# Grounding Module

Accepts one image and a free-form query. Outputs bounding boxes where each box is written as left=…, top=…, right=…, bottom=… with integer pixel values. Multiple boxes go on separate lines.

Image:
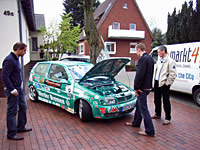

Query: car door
left=45, top=64, right=72, bottom=110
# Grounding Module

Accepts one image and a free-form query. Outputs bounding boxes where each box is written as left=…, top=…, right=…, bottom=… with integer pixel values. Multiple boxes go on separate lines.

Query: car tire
left=29, top=85, right=38, bottom=102
left=79, top=100, right=92, bottom=122
left=193, top=89, right=200, bottom=107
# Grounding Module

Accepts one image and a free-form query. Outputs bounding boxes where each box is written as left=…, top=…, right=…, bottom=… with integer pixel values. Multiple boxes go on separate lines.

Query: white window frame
left=112, top=22, right=120, bottom=30
left=130, top=43, right=137, bottom=53
left=79, top=43, right=84, bottom=54
left=105, top=41, right=116, bottom=54
left=123, top=3, right=128, bottom=9
left=130, top=23, right=136, bottom=30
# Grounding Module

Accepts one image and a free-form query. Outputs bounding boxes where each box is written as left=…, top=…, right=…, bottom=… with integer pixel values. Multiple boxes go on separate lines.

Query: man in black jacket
left=2, top=42, right=32, bottom=140
left=126, top=43, right=155, bottom=136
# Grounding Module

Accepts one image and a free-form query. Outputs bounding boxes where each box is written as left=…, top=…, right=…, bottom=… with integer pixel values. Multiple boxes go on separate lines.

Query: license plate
left=122, top=103, right=135, bottom=112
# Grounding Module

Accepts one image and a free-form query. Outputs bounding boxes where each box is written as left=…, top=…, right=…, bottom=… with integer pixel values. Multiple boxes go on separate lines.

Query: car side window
left=48, top=64, right=68, bottom=81
left=34, top=63, right=49, bottom=77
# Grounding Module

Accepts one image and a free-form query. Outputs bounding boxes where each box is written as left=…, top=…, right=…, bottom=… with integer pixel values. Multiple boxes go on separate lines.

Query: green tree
left=39, top=20, right=59, bottom=60
left=167, top=8, right=182, bottom=44
left=151, top=27, right=166, bottom=48
left=63, top=0, right=100, bottom=28
left=187, top=0, right=194, bottom=42
left=83, top=0, right=100, bottom=64
left=166, top=0, right=200, bottom=44
left=166, top=10, right=174, bottom=44
left=58, top=14, right=81, bottom=57
left=193, top=0, right=200, bottom=41
left=179, top=2, right=189, bottom=43
left=40, top=15, right=81, bottom=60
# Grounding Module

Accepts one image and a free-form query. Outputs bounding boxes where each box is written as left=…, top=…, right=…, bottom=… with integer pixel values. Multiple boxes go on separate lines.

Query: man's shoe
left=163, top=120, right=170, bottom=125
left=151, top=115, right=161, bottom=119
left=125, top=122, right=140, bottom=128
left=7, top=135, right=24, bottom=140
left=138, top=131, right=154, bottom=137
left=17, top=128, right=32, bottom=133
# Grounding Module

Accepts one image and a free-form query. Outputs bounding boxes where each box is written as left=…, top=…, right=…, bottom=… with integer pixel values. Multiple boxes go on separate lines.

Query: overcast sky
left=34, top=0, right=194, bottom=33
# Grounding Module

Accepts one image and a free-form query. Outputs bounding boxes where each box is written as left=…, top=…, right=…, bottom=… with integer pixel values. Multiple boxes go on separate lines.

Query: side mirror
left=60, top=79, right=71, bottom=85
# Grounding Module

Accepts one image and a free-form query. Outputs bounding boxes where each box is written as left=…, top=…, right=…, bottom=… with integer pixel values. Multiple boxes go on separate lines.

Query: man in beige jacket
left=152, top=45, right=177, bottom=125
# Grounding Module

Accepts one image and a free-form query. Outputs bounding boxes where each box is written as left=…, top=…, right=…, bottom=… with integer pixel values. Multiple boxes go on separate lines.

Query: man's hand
left=135, top=89, right=143, bottom=96
left=12, top=90, right=18, bottom=96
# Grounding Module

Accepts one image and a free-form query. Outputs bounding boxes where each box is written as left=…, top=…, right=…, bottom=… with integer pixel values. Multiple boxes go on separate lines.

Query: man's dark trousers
left=6, top=87, right=27, bottom=137
left=154, top=80, right=171, bottom=120
left=132, top=91, right=155, bottom=136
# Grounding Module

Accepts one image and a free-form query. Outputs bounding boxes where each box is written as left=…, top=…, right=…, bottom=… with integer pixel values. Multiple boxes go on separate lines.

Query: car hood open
left=79, top=58, right=130, bottom=83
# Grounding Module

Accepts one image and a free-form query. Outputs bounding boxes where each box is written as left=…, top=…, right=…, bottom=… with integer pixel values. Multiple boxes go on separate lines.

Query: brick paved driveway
left=0, top=92, right=200, bottom=150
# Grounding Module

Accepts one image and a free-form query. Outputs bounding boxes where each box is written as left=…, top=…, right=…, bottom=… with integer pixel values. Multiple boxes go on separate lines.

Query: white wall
left=21, top=11, right=30, bottom=65
left=0, top=0, right=31, bottom=68
left=0, top=0, right=19, bottom=68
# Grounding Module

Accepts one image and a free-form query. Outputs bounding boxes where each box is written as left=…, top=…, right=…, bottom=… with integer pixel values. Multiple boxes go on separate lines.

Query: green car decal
left=28, top=58, right=137, bottom=121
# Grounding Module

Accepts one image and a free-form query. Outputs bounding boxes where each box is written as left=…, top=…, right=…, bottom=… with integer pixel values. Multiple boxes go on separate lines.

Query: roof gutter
left=17, top=0, right=25, bottom=93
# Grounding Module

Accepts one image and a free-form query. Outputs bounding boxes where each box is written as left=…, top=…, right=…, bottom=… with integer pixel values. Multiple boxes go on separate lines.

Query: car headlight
left=105, top=97, right=116, bottom=105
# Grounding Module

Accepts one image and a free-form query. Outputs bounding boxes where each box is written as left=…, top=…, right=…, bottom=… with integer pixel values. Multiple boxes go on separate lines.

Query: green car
left=28, top=58, right=137, bottom=121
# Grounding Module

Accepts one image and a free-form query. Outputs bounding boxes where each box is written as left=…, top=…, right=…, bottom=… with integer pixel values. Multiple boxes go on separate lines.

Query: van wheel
left=29, top=85, right=38, bottom=102
left=79, top=100, right=92, bottom=122
left=193, top=89, right=200, bottom=107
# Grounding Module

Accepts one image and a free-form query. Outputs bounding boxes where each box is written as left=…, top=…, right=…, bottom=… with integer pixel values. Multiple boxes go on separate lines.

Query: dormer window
left=123, top=3, right=128, bottom=9
left=130, top=23, right=136, bottom=30
left=112, top=22, right=120, bottom=29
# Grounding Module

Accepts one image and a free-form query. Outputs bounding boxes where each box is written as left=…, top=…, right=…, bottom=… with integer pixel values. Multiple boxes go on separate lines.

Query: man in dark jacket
left=126, top=43, right=155, bottom=136
left=2, top=42, right=32, bottom=140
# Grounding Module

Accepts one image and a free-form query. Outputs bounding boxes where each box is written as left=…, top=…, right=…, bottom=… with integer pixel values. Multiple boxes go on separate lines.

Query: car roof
left=37, top=61, right=92, bottom=66
left=60, top=54, right=90, bottom=59
left=59, top=55, right=90, bottom=62
left=61, top=55, right=90, bottom=58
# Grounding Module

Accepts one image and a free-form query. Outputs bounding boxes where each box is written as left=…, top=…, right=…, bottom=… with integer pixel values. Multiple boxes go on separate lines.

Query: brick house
left=78, top=0, right=152, bottom=64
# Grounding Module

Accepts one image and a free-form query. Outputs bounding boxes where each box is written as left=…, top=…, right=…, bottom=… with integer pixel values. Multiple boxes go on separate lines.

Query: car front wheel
left=79, top=100, right=92, bottom=121
left=193, top=89, right=200, bottom=107
left=29, top=85, right=38, bottom=102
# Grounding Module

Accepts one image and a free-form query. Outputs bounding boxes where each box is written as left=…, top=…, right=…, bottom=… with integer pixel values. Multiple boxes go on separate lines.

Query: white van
left=150, top=42, right=200, bottom=106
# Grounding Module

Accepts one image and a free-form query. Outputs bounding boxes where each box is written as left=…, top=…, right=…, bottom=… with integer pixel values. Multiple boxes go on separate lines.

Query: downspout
left=17, top=0, right=25, bottom=93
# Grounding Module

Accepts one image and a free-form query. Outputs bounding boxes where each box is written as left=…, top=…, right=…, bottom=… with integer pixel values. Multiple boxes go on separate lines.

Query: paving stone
left=0, top=91, right=200, bottom=150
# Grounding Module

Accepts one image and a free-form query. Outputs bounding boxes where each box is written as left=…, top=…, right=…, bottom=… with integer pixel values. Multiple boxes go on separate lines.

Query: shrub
left=125, top=65, right=136, bottom=71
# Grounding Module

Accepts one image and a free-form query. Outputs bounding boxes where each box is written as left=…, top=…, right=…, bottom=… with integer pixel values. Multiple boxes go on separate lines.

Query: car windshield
left=68, top=64, right=93, bottom=80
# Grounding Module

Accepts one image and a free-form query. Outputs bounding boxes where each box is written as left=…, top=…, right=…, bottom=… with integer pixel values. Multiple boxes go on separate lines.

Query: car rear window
left=34, top=63, right=49, bottom=77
